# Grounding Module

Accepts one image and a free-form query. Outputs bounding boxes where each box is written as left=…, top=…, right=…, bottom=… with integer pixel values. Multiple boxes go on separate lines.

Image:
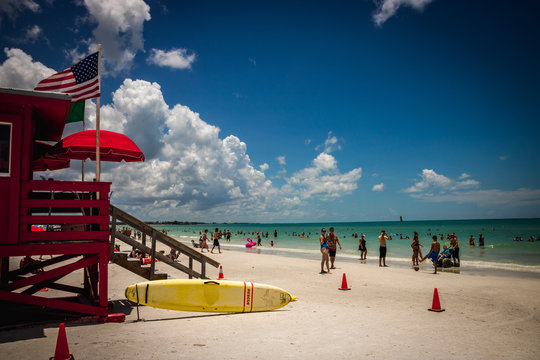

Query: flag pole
left=96, top=44, right=102, bottom=183
left=82, top=106, right=85, bottom=182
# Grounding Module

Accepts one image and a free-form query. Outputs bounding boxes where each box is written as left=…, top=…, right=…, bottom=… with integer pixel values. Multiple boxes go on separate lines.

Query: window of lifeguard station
left=0, top=122, right=11, bottom=176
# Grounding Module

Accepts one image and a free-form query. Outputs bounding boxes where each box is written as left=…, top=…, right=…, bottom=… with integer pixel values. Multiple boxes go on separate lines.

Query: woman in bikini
left=320, top=228, right=331, bottom=274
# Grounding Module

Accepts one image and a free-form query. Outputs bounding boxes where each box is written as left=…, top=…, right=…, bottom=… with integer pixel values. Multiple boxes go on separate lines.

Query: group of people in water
left=411, top=232, right=461, bottom=274
left=512, top=236, right=537, bottom=242
left=317, top=229, right=471, bottom=275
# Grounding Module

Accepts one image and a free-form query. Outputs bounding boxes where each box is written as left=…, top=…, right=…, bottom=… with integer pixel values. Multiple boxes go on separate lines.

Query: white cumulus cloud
left=2, top=49, right=364, bottom=222
left=403, top=169, right=453, bottom=193
left=0, top=0, right=39, bottom=24
left=316, top=131, right=342, bottom=153
left=22, top=24, right=44, bottom=43
left=373, top=0, right=434, bottom=27
left=372, top=183, right=385, bottom=192
left=0, top=48, right=55, bottom=89
left=286, top=153, right=362, bottom=200
left=148, top=48, right=196, bottom=70
left=400, top=168, right=540, bottom=209
left=81, top=0, right=151, bottom=73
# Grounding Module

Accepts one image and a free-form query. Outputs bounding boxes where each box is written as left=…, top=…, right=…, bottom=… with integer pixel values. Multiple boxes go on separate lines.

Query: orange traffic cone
left=51, top=323, right=74, bottom=360
left=217, top=265, right=224, bottom=280
left=428, top=288, right=445, bottom=312
left=338, top=273, right=351, bottom=290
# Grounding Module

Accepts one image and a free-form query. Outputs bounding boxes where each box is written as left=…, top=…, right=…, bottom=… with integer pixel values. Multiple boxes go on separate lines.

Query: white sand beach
left=1, top=247, right=540, bottom=359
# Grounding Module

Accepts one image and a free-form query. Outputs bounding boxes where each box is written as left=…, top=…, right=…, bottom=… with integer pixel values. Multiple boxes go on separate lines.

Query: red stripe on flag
left=34, top=79, right=77, bottom=91
left=38, top=68, right=72, bottom=80
left=35, top=76, right=75, bottom=88
left=71, top=87, right=100, bottom=102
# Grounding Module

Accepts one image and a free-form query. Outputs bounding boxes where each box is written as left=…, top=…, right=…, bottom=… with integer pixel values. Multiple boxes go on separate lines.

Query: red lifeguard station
left=0, top=88, right=111, bottom=319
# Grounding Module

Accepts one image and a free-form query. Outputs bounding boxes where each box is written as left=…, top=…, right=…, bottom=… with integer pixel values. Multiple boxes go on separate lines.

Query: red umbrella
left=45, top=130, right=145, bottom=162
left=33, top=157, right=71, bottom=171
left=32, top=141, right=71, bottom=171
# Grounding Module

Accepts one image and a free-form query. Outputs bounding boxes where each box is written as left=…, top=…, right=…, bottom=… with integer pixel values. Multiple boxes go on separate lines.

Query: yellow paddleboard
left=125, top=279, right=297, bottom=313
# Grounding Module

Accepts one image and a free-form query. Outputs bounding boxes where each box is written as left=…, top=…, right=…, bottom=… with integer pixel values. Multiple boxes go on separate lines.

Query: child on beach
left=421, top=235, right=441, bottom=274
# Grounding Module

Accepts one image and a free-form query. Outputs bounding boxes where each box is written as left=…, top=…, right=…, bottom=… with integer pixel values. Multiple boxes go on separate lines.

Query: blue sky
left=1, top=0, right=539, bottom=222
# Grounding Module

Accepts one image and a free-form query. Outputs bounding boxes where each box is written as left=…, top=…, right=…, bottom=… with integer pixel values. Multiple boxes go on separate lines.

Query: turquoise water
left=150, top=219, right=540, bottom=274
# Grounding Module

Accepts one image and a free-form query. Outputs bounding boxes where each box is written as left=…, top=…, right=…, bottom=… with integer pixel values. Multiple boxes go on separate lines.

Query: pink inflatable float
left=245, top=238, right=257, bottom=248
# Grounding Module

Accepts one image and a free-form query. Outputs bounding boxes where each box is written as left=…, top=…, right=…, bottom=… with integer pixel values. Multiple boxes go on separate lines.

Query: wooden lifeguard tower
left=0, top=87, right=220, bottom=323
left=0, top=88, right=112, bottom=319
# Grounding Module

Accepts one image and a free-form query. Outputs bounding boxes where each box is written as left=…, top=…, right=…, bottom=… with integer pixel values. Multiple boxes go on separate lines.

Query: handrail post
left=201, top=258, right=206, bottom=279
left=109, top=207, right=117, bottom=262
left=189, top=257, right=193, bottom=279
left=150, top=230, right=157, bottom=280
left=142, top=233, right=146, bottom=247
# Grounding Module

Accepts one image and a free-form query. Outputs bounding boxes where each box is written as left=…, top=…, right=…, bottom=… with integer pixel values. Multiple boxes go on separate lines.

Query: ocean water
left=149, top=218, right=540, bottom=275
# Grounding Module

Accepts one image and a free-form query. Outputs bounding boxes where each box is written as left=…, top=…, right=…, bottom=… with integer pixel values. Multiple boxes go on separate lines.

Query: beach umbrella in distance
left=45, top=130, right=145, bottom=163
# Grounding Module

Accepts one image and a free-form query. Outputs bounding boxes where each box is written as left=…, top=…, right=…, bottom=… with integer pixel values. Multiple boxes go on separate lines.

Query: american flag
left=34, top=52, right=100, bottom=102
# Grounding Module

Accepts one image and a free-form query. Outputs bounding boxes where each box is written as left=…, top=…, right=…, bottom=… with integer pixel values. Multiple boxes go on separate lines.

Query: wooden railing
left=109, top=205, right=220, bottom=280
left=19, top=180, right=111, bottom=243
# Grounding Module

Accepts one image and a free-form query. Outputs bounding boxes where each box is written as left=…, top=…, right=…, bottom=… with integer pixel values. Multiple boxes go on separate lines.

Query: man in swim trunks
left=479, top=233, right=485, bottom=247
left=319, top=228, right=331, bottom=274
left=450, top=233, right=459, bottom=265
left=421, top=235, right=441, bottom=274
left=211, top=227, right=222, bottom=254
left=378, top=230, right=390, bottom=267
left=326, top=227, right=342, bottom=269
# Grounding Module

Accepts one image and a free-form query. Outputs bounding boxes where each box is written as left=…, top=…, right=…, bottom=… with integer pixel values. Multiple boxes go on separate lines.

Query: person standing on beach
left=358, top=233, right=367, bottom=261
left=319, top=228, right=331, bottom=274
left=378, top=230, right=390, bottom=267
left=479, top=233, right=485, bottom=247
left=211, top=228, right=222, bottom=254
left=450, top=233, right=460, bottom=265
left=201, top=229, right=209, bottom=252
left=410, top=232, right=423, bottom=266
left=326, top=227, right=342, bottom=269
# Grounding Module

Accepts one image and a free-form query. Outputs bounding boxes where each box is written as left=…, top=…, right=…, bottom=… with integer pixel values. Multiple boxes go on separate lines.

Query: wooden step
left=112, top=252, right=168, bottom=280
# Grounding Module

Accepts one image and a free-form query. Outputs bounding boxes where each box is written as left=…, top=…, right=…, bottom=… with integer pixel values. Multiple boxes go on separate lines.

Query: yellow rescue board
left=125, top=279, right=297, bottom=313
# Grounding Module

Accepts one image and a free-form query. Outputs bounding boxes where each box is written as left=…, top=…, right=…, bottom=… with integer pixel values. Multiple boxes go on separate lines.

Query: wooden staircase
left=112, top=252, right=168, bottom=280
left=109, top=205, right=220, bottom=281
